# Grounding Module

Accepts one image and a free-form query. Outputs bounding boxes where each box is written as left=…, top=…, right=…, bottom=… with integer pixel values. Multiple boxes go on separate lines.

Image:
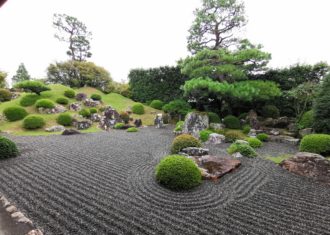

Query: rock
left=173, top=130, right=183, bottom=136
left=183, top=112, right=209, bottom=138
left=69, top=103, right=82, bottom=112
left=6, top=205, right=17, bottom=213
left=263, top=118, right=275, bottom=127
left=134, top=119, right=142, bottom=128
left=209, top=123, right=225, bottom=130
left=280, top=152, right=330, bottom=185
left=274, top=116, right=289, bottom=128
left=17, top=216, right=32, bottom=224
left=299, top=128, right=313, bottom=137
left=154, top=114, right=164, bottom=128
left=11, top=211, right=24, bottom=219
left=246, top=110, right=260, bottom=130
left=38, top=105, right=66, bottom=114
left=99, top=107, right=122, bottom=130
left=75, top=93, right=87, bottom=101
left=232, top=152, right=244, bottom=158
left=11, top=92, right=20, bottom=99
left=83, top=98, right=100, bottom=107
left=180, top=147, right=209, bottom=156
left=27, top=229, right=44, bottom=235
left=235, top=140, right=249, bottom=145
left=269, top=135, right=300, bottom=146
left=62, top=129, right=81, bottom=135
left=248, top=129, right=257, bottom=137
left=0, top=196, right=10, bottom=207
left=73, top=119, right=92, bottom=130
left=270, top=129, right=280, bottom=136
left=288, top=123, right=298, bottom=133
left=90, top=113, right=102, bottom=122
left=207, top=133, right=225, bottom=144
left=45, top=125, right=65, bottom=132
left=280, top=129, right=296, bottom=137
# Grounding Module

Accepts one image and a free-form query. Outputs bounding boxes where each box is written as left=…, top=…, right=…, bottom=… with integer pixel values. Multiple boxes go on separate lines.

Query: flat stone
left=45, top=125, right=65, bottom=132
left=0, top=196, right=10, bottom=207
left=6, top=205, right=17, bottom=213
left=11, top=211, right=24, bottom=219
left=206, top=133, right=225, bottom=145
left=232, top=152, right=244, bottom=158
left=62, top=129, right=81, bottom=135
left=209, top=123, right=225, bottom=130
left=27, top=229, right=44, bottom=235
left=180, top=147, right=209, bottom=156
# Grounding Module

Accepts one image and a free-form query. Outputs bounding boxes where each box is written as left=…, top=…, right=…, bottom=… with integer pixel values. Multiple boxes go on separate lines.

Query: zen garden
left=0, top=0, right=330, bottom=235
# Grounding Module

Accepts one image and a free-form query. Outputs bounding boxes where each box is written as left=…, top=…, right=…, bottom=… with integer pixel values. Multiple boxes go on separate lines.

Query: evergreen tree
left=12, top=63, right=31, bottom=84
left=313, top=74, right=330, bottom=133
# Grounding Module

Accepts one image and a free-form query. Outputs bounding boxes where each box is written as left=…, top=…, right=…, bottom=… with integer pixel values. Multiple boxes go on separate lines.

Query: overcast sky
left=1, top=0, right=330, bottom=84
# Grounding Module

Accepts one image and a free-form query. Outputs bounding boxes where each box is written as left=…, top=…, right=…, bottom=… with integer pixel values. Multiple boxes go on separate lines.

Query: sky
left=0, top=0, right=330, bottom=84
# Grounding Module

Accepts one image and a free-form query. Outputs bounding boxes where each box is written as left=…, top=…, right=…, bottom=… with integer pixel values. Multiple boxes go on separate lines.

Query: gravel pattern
left=0, top=127, right=329, bottom=235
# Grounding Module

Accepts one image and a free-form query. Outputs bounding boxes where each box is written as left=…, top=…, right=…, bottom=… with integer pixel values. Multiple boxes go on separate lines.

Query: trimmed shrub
left=299, top=134, right=330, bottom=155
left=89, top=108, right=98, bottom=114
left=120, top=111, right=130, bottom=124
left=246, top=137, right=263, bottom=148
left=127, top=127, right=138, bottom=132
left=208, top=112, right=221, bottom=123
left=155, top=155, right=201, bottom=190
left=262, top=105, right=280, bottom=118
left=171, top=134, right=202, bottom=154
left=114, top=123, right=125, bottom=129
left=36, top=99, right=55, bottom=109
left=14, top=80, right=49, bottom=95
left=200, top=129, right=213, bottom=142
left=20, top=94, right=40, bottom=107
left=56, top=97, right=69, bottom=105
left=79, top=109, right=91, bottom=118
left=298, top=110, right=314, bottom=130
left=64, top=89, right=75, bottom=98
left=150, top=100, right=164, bottom=110
left=91, top=94, right=102, bottom=101
left=257, top=133, right=269, bottom=142
left=23, top=115, right=45, bottom=129
left=223, top=115, right=240, bottom=129
left=224, top=130, right=246, bottom=143
left=0, top=89, right=11, bottom=102
left=57, top=113, right=73, bottom=126
left=242, top=125, right=251, bottom=135
left=3, top=106, right=28, bottom=121
left=132, top=103, right=145, bottom=115
left=227, top=143, right=257, bottom=158
left=0, top=136, right=19, bottom=159
left=76, top=93, right=87, bottom=101
left=174, top=121, right=184, bottom=132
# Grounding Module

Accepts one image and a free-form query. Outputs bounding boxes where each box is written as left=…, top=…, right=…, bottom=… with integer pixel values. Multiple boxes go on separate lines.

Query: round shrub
left=171, top=134, right=202, bottom=154
left=91, top=94, right=102, bottom=101
left=120, top=111, right=130, bottom=124
left=64, top=89, right=75, bottom=98
left=199, top=129, right=213, bottom=142
left=257, top=133, right=269, bottom=142
left=224, top=130, right=246, bottom=143
left=227, top=143, right=257, bottom=158
left=0, top=136, right=19, bottom=159
left=262, top=105, right=280, bottom=118
left=223, top=115, right=240, bottom=129
left=20, top=94, right=40, bottom=107
left=155, top=155, right=202, bottom=190
left=299, top=134, right=330, bottom=155
left=208, top=112, right=221, bottom=123
left=56, top=97, right=69, bottom=105
left=79, top=108, right=91, bottom=118
left=242, top=125, right=251, bottom=135
left=114, top=122, right=125, bottom=129
left=127, top=127, right=138, bottom=132
left=23, top=115, right=45, bottom=129
left=174, top=121, right=184, bottom=132
left=3, top=106, right=28, bottom=121
left=57, top=113, right=73, bottom=126
left=150, top=100, right=164, bottom=110
left=132, top=103, right=145, bottom=115
left=36, top=99, right=55, bottom=109
left=246, top=137, right=263, bottom=148
left=298, top=110, right=314, bottom=130
left=75, top=93, right=87, bottom=101
left=89, top=108, right=98, bottom=114
left=0, top=89, right=11, bottom=102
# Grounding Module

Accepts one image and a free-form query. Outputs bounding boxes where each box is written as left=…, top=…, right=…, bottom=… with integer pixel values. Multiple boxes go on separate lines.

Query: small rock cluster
left=69, top=103, right=82, bottom=112
left=99, top=107, right=122, bottom=131
left=83, top=98, right=100, bottom=107
left=38, top=105, right=66, bottom=114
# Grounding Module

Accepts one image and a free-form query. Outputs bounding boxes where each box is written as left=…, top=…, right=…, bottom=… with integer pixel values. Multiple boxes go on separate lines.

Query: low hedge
left=199, top=129, right=213, bottom=142
left=246, top=137, right=263, bottom=148
left=91, top=94, right=102, bottom=101
left=223, top=115, right=240, bottom=129
left=208, top=112, right=221, bottom=123
left=257, top=133, right=269, bottom=142
left=23, top=115, right=45, bottom=129
left=227, top=143, right=257, bottom=158
left=114, top=123, right=125, bottom=129
left=132, top=103, right=145, bottom=115
left=3, top=106, right=28, bottom=121
left=56, top=97, right=69, bottom=105
left=57, top=113, right=73, bottom=126
left=0, top=89, right=11, bottom=102
left=127, top=127, right=138, bottom=132
left=36, top=99, right=55, bottom=109
left=224, top=130, right=246, bottom=143
left=79, top=109, right=91, bottom=118
left=20, top=94, right=40, bottom=107
left=64, top=89, right=75, bottom=98
left=242, top=125, right=251, bottom=135
left=150, top=100, right=164, bottom=110
left=0, top=136, right=19, bottom=159
left=299, top=134, right=330, bottom=155
left=171, top=134, right=201, bottom=154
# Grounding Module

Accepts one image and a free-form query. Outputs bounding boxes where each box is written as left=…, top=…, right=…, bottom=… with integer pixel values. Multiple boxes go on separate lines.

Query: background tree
left=0, top=71, right=7, bottom=88
left=187, top=0, right=246, bottom=53
left=12, top=63, right=31, bottom=84
left=53, top=13, right=92, bottom=61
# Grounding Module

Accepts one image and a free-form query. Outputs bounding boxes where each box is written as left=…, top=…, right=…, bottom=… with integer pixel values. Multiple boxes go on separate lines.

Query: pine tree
left=12, top=63, right=31, bottom=84
left=313, top=74, right=330, bottom=133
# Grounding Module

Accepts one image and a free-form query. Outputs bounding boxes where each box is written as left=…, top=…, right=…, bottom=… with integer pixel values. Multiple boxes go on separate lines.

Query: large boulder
left=280, top=152, right=330, bottom=185
left=99, top=107, right=122, bottom=131
left=183, top=112, right=209, bottom=138
left=90, top=113, right=102, bottom=122
left=207, top=133, right=225, bottom=145
left=72, top=117, right=93, bottom=130
left=246, top=110, right=260, bottom=130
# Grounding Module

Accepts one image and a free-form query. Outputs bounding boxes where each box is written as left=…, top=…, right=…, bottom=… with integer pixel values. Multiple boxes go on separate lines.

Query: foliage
left=150, top=100, right=164, bottom=110
left=261, top=105, right=280, bottom=118
left=114, top=123, right=125, bottom=129
left=20, top=94, right=40, bottom=107
left=265, top=154, right=292, bottom=164
left=171, top=134, right=202, bottom=154
left=11, top=63, right=31, bottom=84
left=187, top=0, right=246, bottom=53
left=174, top=121, right=185, bottom=132
left=223, top=115, right=240, bottom=129
left=119, top=111, right=130, bottom=124
left=53, top=13, right=92, bottom=61
left=15, top=80, right=50, bottom=95
left=0, top=89, right=11, bottom=102
left=162, top=99, right=191, bottom=120
left=0, top=71, right=7, bottom=88
left=242, top=125, right=251, bottom=134
left=155, top=155, right=201, bottom=190
left=104, top=81, right=131, bottom=98
left=0, top=136, right=19, bottom=159
left=36, top=99, right=55, bottom=109
left=3, top=106, right=28, bottom=121
left=57, top=113, right=73, bottom=126
left=200, top=129, right=213, bottom=142
left=56, top=97, right=69, bottom=105
left=64, top=89, right=75, bottom=98
left=299, top=134, right=330, bottom=155
left=224, top=130, right=245, bottom=142
left=246, top=137, right=263, bottom=148
left=89, top=108, right=98, bottom=114
left=128, top=66, right=187, bottom=103
left=132, top=103, right=145, bottom=115
left=227, top=143, right=257, bottom=158
left=298, top=110, right=314, bottom=130
left=127, top=127, right=138, bottom=132
left=313, top=74, right=330, bottom=134
left=91, top=94, right=102, bottom=101
left=23, top=115, right=46, bottom=129
left=79, top=108, right=91, bottom=118
left=208, top=112, right=221, bottom=123
left=256, top=133, right=269, bottom=142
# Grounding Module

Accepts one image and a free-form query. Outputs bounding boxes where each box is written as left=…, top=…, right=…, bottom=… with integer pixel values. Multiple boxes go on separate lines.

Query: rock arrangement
left=206, top=133, right=225, bottom=144
left=69, top=103, right=82, bottom=112
left=38, top=105, right=66, bottom=114
left=99, top=107, right=122, bottom=131
left=83, top=98, right=100, bottom=107
left=183, top=112, right=209, bottom=138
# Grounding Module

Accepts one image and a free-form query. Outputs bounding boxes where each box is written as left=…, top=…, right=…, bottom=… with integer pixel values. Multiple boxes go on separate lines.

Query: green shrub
left=23, top=115, right=45, bottom=129
left=155, top=155, right=202, bottom=190
left=242, top=125, right=251, bottom=134
left=227, top=143, right=257, bottom=158
left=120, top=111, right=130, bottom=124
left=0, top=136, right=19, bottom=159
left=89, top=108, right=98, bottom=114
left=91, top=94, right=102, bottom=101
left=14, top=80, right=49, bottom=95
left=174, top=121, right=184, bottom=131
left=64, top=89, right=75, bottom=98
left=246, top=137, right=263, bottom=148
left=313, top=74, right=330, bottom=133
left=20, top=94, right=40, bottom=107
left=199, top=129, right=213, bottom=142
left=162, top=99, right=191, bottom=118
left=257, top=133, right=269, bottom=142
left=171, top=134, right=202, bottom=154
left=3, top=106, right=28, bottom=121
left=79, top=109, right=91, bottom=118
left=298, top=110, right=314, bottom=130
left=114, top=123, right=125, bottom=129
left=238, top=113, right=248, bottom=120
left=262, top=105, right=280, bottom=118
left=299, top=134, right=330, bottom=155
left=150, top=100, right=164, bottom=110
left=0, top=89, right=11, bottom=102
left=223, top=115, right=240, bottom=129
left=127, top=127, right=138, bottom=132
left=36, top=99, right=55, bottom=109
left=57, top=113, right=73, bottom=126
left=224, top=130, right=246, bottom=143
left=56, top=97, right=69, bottom=105
left=208, top=112, right=221, bottom=123
left=132, top=103, right=145, bottom=114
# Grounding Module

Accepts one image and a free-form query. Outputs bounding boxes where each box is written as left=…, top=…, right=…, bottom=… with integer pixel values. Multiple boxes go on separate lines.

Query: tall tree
left=12, top=63, right=31, bottom=84
left=53, top=13, right=92, bottom=61
left=187, top=0, right=246, bottom=54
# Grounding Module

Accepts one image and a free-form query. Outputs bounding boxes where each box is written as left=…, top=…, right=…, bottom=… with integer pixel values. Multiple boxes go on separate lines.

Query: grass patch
left=265, top=154, right=292, bottom=164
